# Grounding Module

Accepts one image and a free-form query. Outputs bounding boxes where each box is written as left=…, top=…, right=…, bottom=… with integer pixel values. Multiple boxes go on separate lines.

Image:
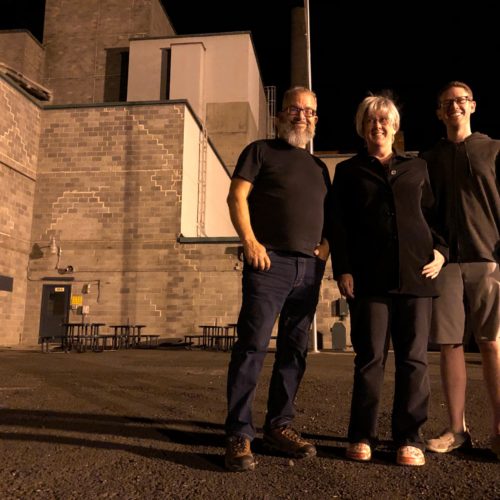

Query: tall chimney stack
left=290, top=6, right=308, bottom=88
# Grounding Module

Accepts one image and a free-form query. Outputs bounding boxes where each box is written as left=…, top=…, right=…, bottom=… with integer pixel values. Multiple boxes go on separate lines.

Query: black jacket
left=329, top=152, right=448, bottom=297
left=421, top=132, right=500, bottom=263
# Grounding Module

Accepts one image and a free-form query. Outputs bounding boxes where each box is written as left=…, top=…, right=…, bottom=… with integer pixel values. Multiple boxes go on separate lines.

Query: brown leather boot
left=263, top=425, right=316, bottom=458
left=224, top=435, right=256, bottom=472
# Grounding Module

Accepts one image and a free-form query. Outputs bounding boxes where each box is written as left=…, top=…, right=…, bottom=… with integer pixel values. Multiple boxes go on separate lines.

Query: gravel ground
left=0, top=347, right=498, bottom=499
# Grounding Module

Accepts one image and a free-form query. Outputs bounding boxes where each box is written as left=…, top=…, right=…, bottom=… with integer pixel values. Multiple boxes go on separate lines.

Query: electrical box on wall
left=82, top=283, right=91, bottom=294
left=71, top=295, right=83, bottom=307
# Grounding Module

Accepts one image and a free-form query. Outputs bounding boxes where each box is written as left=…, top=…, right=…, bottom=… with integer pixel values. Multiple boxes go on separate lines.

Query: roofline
left=129, top=30, right=252, bottom=42
left=0, top=29, right=44, bottom=48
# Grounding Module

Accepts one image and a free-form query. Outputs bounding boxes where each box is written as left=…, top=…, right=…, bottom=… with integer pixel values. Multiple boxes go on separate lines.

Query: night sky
left=3, top=1, right=498, bottom=153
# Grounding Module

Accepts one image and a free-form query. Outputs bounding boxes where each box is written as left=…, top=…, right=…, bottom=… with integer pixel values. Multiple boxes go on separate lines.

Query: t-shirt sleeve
left=232, top=142, right=263, bottom=183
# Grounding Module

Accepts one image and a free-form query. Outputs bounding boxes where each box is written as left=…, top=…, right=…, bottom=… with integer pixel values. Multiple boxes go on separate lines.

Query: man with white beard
left=224, top=87, right=331, bottom=472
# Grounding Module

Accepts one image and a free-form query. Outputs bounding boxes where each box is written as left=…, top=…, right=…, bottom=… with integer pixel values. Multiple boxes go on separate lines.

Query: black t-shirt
left=233, top=139, right=330, bottom=256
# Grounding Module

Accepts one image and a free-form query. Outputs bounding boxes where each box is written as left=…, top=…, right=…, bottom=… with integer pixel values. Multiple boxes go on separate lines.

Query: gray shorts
left=431, top=262, right=500, bottom=344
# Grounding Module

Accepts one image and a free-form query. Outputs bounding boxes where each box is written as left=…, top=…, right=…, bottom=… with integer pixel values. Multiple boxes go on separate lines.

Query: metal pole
left=305, top=0, right=313, bottom=98
left=304, top=0, right=319, bottom=353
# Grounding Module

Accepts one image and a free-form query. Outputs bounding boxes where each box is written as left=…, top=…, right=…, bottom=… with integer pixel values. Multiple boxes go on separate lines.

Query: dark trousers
left=225, top=251, right=325, bottom=440
left=348, top=295, right=431, bottom=449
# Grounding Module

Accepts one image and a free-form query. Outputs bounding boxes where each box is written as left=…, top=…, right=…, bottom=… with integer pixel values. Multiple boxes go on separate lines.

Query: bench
left=183, top=333, right=278, bottom=351
left=184, top=334, right=205, bottom=349
left=40, top=335, right=69, bottom=353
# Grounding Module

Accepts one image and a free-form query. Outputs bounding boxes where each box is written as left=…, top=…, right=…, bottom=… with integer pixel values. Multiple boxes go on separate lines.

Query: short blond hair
left=355, top=94, right=400, bottom=138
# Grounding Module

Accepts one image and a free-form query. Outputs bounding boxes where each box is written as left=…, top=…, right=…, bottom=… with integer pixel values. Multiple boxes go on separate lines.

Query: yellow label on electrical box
left=71, top=295, right=83, bottom=306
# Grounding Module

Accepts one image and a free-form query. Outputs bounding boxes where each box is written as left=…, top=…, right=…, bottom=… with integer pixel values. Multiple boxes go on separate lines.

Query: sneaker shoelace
left=281, top=427, right=304, bottom=443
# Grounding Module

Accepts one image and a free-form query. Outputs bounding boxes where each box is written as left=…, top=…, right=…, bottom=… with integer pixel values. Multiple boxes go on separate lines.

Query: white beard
left=277, top=120, right=315, bottom=148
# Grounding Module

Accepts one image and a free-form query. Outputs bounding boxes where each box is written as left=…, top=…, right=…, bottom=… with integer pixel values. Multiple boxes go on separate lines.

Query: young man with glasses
left=422, top=81, right=500, bottom=460
left=224, top=87, right=330, bottom=472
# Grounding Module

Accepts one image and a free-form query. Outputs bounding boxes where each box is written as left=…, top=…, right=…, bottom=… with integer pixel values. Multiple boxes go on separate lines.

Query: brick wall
left=0, top=31, right=45, bottom=83
left=0, top=77, right=41, bottom=344
left=43, top=0, right=175, bottom=104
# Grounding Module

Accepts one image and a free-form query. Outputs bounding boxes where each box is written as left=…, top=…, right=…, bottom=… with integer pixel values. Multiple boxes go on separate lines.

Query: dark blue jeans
left=225, top=250, right=326, bottom=440
left=347, top=295, right=432, bottom=449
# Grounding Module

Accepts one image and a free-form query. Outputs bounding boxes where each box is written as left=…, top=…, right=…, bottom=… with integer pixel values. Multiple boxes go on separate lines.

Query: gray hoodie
left=422, top=132, right=500, bottom=263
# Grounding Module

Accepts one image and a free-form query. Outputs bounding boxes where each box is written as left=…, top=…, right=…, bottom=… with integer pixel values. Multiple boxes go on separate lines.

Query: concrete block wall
left=22, top=101, right=246, bottom=342
left=25, top=102, right=182, bottom=340
left=0, top=77, right=41, bottom=344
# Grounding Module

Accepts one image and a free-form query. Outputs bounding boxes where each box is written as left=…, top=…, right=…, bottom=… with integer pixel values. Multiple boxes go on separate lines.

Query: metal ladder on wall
left=265, top=85, right=276, bottom=139
left=197, top=125, right=208, bottom=237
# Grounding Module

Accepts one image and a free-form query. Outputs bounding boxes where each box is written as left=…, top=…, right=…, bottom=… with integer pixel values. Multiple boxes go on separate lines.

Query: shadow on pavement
left=0, top=431, right=225, bottom=471
left=449, top=446, right=498, bottom=463
left=0, top=409, right=231, bottom=471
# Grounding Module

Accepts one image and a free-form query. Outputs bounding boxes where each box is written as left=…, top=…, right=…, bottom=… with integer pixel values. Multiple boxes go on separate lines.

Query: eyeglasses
left=365, top=117, right=390, bottom=126
left=439, top=96, right=472, bottom=108
left=284, top=106, right=317, bottom=118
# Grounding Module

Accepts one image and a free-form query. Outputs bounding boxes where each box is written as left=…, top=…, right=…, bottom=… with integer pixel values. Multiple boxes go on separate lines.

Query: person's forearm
left=227, top=185, right=270, bottom=270
left=227, top=193, right=257, bottom=244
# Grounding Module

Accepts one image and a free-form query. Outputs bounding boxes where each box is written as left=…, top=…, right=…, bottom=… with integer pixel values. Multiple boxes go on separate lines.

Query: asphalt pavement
left=0, top=347, right=498, bottom=499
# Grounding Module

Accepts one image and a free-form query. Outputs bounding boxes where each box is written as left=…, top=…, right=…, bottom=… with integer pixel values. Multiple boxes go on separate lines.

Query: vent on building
left=0, top=275, right=13, bottom=292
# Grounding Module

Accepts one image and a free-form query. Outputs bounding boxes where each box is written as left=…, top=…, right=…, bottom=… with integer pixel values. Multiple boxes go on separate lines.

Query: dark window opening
left=104, top=48, right=129, bottom=102
left=160, top=48, right=171, bottom=100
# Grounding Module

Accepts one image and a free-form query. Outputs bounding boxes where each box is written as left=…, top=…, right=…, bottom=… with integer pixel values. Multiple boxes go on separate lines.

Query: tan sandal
left=346, top=442, right=372, bottom=461
left=397, top=445, right=425, bottom=466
